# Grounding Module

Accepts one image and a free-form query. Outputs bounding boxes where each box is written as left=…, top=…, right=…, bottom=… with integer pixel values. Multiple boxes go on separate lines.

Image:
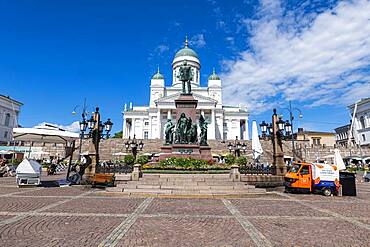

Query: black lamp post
left=68, top=105, right=113, bottom=181
left=259, top=121, right=268, bottom=139
left=259, top=109, right=293, bottom=175
left=125, top=135, right=144, bottom=160
left=228, top=136, right=247, bottom=157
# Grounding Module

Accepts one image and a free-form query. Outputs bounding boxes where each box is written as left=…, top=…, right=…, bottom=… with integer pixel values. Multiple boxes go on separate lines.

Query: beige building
left=295, top=128, right=336, bottom=147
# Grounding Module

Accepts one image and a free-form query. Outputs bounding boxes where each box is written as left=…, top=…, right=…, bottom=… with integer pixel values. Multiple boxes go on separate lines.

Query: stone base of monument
left=159, top=144, right=213, bottom=161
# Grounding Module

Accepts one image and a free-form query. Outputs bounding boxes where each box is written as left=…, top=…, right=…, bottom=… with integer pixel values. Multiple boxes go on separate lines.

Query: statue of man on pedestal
left=177, top=60, right=193, bottom=95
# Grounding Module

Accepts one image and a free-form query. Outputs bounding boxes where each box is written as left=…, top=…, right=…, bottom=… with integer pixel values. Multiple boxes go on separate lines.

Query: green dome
left=208, top=68, right=220, bottom=80
left=152, top=67, right=164, bottom=80
left=175, top=47, right=199, bottom=59
left=174, top=36, right=199, bottom=59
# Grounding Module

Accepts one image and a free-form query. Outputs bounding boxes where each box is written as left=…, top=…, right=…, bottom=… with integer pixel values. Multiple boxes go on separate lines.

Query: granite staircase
left=106, top=174, right=267, bottom=196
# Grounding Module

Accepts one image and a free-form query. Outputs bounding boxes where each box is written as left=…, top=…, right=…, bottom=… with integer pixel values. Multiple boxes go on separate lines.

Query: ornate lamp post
left=228, top=137, right=247, bottom=157
left=79, top=107, right=113, bottom=179
left=125, top=135, right=144, bottom=160
left=259, top=121, right=268, bottom=139
left=259, top=109, right=293, bottom=175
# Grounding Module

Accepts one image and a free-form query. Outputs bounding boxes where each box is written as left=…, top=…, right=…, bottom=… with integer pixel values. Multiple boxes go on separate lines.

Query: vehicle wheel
left=322, top=187, right=332, bottom=196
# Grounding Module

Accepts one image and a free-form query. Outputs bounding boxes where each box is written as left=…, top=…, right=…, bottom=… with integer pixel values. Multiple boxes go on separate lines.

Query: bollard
left=229, top=165, right=241, bottom=182
left=131, top=164, right=141, bottom=181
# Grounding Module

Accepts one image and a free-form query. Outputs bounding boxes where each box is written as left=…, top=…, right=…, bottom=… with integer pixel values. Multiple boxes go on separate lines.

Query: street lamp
left=260, top=121, right=268, bottom=139
left=125, top=135, right=144, bottom=160
left=281, top=101, right=303, bottom=161
left=227, top=137, right=247, bottom=157
left=284, top=120, right=292, bottom=136
left=277, top=117, right=285, bottom=131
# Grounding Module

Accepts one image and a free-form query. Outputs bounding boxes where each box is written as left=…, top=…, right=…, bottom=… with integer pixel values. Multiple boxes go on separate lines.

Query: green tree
left=112, top=131, right=123, bottom=139
left=136, top=155, right=149, bottom=165
left=124, top=154, right=135, bottom=166
left=224, top=154, right=236, bottom=165
left=235, top=156, right=248, bottom=166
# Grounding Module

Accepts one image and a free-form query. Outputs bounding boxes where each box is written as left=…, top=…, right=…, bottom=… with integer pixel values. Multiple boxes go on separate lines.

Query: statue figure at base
left=175, top=113, right=188, bottom=144
left=164, top=119, right=175, bottom=145
left=199, top=115, right=208, bottom=146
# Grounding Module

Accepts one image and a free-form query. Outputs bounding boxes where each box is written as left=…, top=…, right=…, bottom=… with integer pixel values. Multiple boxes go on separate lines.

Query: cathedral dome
left=208, top=68, right=220, bottom=80
left=152, top=67, right=164, bottom=80
left=174, top=47, right=199, bottom=59
left=174, top=37, right=199, bottom=60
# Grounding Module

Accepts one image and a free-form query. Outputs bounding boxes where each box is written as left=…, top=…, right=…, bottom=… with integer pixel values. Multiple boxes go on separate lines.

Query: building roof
left=334, top=124, right=351, bottom=132
left=0, top=94, right=23, bottom=106
left=152, top=67, right=164, bottom=80
left=348, top=97, right=370, bottom=109
left=208, top=68, right=220, bottom=80
left=174, top=37, right=199, bottom=59
left=296, top=130, right=335, bottom=136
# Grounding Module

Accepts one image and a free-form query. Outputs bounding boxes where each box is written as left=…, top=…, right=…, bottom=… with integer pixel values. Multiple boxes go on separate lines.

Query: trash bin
left=339, top=172, right=357, bottom=196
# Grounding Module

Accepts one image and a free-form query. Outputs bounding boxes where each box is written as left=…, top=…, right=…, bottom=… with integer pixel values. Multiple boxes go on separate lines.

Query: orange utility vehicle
left=284, top=162, right=340, bottom=196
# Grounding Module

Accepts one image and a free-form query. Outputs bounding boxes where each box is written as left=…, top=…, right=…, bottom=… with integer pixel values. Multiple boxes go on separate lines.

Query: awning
left=13, top=125, right=79, bottom=144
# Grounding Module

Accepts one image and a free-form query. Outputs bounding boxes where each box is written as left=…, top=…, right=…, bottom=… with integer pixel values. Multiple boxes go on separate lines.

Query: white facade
left=0, top=95, right=22, bottom=143
left=349, top=98, right=370, bottom=147
left=122, top=40, right=249, bottom=141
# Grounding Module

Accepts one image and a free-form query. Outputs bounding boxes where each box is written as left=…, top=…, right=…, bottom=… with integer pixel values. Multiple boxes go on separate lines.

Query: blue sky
left=0, top=0, right=369, bottom=134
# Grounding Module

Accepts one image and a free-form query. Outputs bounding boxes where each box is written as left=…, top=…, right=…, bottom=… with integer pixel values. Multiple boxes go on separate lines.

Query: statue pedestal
left=174, top=94, right=198, bottom=123
left=159, top=93, right=212, bottom=162
left=159, top=144, right=212, bottom=161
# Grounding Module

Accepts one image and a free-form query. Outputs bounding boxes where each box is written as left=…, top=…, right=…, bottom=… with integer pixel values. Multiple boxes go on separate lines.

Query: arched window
left=360, top=116, right=366, bottom=129
left=4, top=113, right=10, bottom=126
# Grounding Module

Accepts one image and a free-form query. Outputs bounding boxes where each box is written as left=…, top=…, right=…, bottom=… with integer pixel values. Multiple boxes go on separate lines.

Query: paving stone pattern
left=0, top=175, right=369, bottom=246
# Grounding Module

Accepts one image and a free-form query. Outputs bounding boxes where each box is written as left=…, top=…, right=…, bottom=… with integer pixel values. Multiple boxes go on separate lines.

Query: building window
left=312, top=138, right=321, bottom=146
left=4, top=113, right=11, bottom=126
left=144, top=131, right=149, bottom=140
left=144, top=122, right=149, bottom=126
left=362, top=134, right=366, bottom=142
left=4, top=131, right=8, bottom=139
left=360, top=116, right=366, bottom=129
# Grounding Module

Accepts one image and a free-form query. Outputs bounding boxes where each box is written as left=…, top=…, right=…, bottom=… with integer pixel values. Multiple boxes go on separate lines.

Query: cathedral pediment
left=155, top=92, right=217, bottom=105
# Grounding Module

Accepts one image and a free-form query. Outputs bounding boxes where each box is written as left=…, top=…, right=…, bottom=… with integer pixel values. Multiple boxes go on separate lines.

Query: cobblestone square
left=144, top=198, right=231, bottom=216
left=0, top=176, right=369, bottom=246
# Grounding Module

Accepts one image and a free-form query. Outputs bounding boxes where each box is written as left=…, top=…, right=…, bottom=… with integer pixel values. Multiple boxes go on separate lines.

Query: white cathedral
left=122, top=38, right=249, bottom=141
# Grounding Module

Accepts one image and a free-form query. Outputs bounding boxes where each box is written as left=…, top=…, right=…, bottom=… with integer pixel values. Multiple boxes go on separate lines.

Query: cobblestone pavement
left=0, top=174, right=369, bottom=246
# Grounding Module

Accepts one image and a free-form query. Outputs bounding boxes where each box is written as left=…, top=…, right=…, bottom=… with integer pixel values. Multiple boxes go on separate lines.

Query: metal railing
left=97, top=162, right=133, bottom=174
left=239, top=164, right=276, bottom=175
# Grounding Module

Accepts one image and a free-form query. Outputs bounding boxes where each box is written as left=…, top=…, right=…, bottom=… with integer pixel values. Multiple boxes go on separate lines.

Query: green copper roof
left=174, top=36, right=199, bottom=59
left=208, top=68, right=220, bottom=80
left=152, top=67, right=164, bottom=80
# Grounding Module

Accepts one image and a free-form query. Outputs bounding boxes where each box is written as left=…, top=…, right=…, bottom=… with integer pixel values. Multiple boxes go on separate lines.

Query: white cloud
left=155, top=44, right=169, bottom=54
left=36, top=121, right=80, bottom=133
left=189, top=34, right=206, bottom=48
left=221, top=0, right=370, bottom=113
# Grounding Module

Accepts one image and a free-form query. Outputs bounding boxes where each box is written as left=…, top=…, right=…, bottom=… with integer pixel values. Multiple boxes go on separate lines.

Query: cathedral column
left=122, top=118, right=127, bottom=139
left=244, top=119, right=249, bottom=140
left=209, top=109, right=216, bottom=139
left=157, top=110, right=161, bottom=139
left=167, top=110, right=172, bottom=120
left=149, top=116, right=152, bottom=139
left=132, top=118, right=136, bottom=138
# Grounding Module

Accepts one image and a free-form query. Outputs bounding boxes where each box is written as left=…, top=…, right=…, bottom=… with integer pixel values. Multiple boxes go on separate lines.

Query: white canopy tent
left=12, top=124, right=80, bottom=183
left=252, top=121, right=263, bottom=161
left=13, top=125, right=79, bottom=144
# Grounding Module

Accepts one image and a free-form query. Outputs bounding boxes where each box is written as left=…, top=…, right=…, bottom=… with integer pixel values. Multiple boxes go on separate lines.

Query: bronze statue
left=175, top=113, right=188, bottom=143
left=187, top=123, right=198, bottom=144
left=164, top=119, right=174, bottom=144
left=177, top=60, right=193, bottom=95
left=199, top=115, right=208, bottom=146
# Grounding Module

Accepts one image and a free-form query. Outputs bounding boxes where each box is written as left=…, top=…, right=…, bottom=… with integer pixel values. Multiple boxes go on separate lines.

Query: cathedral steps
left=106, top=174, right=267, bottom=196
